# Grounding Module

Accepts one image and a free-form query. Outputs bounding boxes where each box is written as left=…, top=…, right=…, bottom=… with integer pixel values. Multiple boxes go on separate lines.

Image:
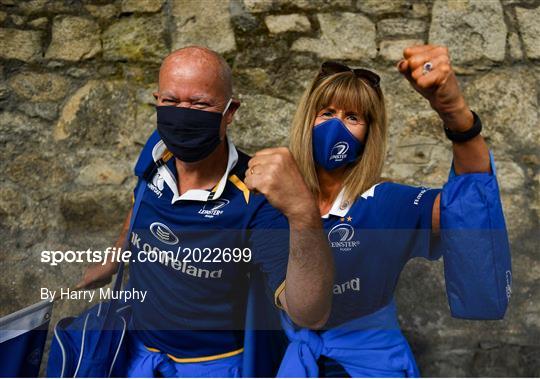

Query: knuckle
left=440, top=64, right=451, bottom=74
left=409, top=56, right=421, bottom=67
left=435, top=46, right=448, bottom=56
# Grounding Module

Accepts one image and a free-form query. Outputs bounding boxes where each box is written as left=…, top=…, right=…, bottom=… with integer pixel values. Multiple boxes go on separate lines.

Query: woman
left=245, top=44, right=511, bottom=377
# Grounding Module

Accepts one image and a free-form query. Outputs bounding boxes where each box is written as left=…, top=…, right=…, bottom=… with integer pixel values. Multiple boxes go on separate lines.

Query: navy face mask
left=156, top=99, right=232, bottom=163
left=312, top=118, right=364, bottom=171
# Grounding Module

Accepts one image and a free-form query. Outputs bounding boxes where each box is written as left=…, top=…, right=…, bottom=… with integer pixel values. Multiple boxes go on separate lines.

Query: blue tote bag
left=0, top=299, right=53, bottom=377
left=46, top=183, right=145, bottom=377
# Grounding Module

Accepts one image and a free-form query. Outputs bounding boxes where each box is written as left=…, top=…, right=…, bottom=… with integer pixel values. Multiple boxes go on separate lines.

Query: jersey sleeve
left=248, top=200, right=290, bottom=307
left=375, top=182, right=442, bottom=261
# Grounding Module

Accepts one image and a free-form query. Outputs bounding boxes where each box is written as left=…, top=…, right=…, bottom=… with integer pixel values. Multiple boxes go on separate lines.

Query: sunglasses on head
left=316, top=61, right=381, bottom=89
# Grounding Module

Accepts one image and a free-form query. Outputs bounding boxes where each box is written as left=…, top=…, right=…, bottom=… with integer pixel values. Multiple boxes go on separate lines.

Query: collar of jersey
left=322, top=183, right=380, bottom=219
left=151, top=137, right=238, bottom=204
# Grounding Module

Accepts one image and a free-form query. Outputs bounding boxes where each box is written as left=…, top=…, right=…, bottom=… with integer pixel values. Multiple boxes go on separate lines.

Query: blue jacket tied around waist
left=277, top=300, right=418, bottom=378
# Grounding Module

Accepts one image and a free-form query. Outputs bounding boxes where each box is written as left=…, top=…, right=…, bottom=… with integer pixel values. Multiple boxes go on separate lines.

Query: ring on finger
left=422, top=61, right=433, bottom=75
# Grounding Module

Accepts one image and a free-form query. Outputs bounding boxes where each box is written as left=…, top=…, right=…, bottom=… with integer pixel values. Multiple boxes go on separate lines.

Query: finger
left=255, top=146, right=291, bottom=157
left=398, top=51, right=439, bottom=80
left=74, top=280, right=86, bottom=290
left=397, top=59, right=409, bottom=74
left=407, top=46, right=448, bottom=72
left=247, top=156, right=262, bottom=168
left=416, top=64, right=452, bottom=90
left=397, top=60, right=417, bottom=88
left=410, top=54, right=451, bottom=82
left=244, top=172, right=261, bottom=191
left=254, top=147, right=281, bottom=156
left=403, top=44, right=438, bottom=59
left=245, top=166, right=259, bottom=178
left=248, top=153, right=280, bottom=168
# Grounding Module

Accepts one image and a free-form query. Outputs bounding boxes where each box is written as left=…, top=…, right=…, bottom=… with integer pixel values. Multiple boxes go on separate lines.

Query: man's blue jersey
left=321, top=182, right=441, bottom=328
left=127, top=131, right=289, bottom=360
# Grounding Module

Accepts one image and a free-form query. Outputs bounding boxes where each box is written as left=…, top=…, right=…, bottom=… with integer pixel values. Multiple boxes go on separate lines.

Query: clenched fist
left=245, top=147, right=317, bottom=221
left=397, top=44, right=473, bottom=132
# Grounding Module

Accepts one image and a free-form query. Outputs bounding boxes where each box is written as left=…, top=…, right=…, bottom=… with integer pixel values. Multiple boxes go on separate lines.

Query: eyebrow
left=189, top=95, right=214, bottom=103
left=159, top=91, right=178, bottom=100
left=159, top=92, right=216, bottom=104
left=320, top=107, right=359, bottom=115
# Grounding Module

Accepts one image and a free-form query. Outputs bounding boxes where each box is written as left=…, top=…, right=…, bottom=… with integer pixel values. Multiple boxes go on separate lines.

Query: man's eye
left=162, top=99, right=176, bottom=103
left=194, top=102, right=210, bottom=108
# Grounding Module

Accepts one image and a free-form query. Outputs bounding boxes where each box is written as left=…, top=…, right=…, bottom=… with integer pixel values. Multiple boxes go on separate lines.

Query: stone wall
left=0, top=0, right=538, bottom=376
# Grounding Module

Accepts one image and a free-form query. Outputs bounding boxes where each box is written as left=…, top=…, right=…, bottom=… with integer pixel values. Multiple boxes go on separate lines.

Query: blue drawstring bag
left=46, top=272, right=132, bottom=377
left=0, top=299, right=53, bottom=377
left=441, top=153, right=512, bottom=319
left=46, top=183, right=145, bottom=377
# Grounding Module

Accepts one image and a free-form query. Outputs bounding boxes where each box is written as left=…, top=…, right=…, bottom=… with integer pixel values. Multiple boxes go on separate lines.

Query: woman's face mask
left=312, top=117, right=365, bottom=171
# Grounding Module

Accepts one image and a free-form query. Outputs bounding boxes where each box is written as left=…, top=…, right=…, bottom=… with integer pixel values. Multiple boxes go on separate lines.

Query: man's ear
left=224, top=99, right=241, bottom=124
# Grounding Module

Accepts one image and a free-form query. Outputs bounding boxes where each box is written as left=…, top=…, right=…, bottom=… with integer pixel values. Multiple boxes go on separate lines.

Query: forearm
left=107, top=207, right=132, bottom=268
left=115, top=207, right=133, bottom=249
left=437, top=101, right=490, bottom=175
left=284, top=204, right=334, bottom=329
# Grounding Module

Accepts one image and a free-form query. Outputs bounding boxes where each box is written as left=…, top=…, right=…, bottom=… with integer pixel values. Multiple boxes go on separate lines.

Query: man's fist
left=245, top=147, right=316, bottom=220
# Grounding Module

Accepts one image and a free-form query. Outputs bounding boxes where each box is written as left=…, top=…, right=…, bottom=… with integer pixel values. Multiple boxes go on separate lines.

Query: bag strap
left=109, top=180, right=146, bottom=304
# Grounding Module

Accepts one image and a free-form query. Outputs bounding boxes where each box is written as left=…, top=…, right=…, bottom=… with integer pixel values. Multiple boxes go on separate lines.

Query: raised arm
left=398, top=45, right=511, bottom=320
left=397, top=44, right=491, bottom=231
left=245, top=148, right=333, bottom=329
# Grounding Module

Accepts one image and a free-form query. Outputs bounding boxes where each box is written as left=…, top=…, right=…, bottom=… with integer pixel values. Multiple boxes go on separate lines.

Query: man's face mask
left=156, top=99, right=232, bottom=163
left=312, top=118, right=364, bottom=171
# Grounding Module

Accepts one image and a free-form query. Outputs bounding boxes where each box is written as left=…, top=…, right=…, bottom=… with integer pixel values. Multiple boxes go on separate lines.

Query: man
left=76, top=46, right=333, bottom=377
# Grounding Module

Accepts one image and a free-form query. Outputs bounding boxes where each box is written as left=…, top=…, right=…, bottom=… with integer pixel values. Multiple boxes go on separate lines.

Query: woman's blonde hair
left=289, top=70, right=388, bottom=202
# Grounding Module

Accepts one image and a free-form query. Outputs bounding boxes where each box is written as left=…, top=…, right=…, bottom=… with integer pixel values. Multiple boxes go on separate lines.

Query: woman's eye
left=321, top=111, right=333, bottom=117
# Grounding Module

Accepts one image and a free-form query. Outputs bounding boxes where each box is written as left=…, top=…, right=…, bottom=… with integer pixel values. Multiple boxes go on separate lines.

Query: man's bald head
left=159, top=46, right=233, bottom=100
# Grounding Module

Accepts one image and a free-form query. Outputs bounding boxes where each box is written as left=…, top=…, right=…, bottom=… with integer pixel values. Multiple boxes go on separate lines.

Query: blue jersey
left=127, top=131, right=289, bottom=360
left=321, top=182, right=441, bottom=328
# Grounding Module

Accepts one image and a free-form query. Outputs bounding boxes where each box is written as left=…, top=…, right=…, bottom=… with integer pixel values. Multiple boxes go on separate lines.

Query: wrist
left=435, top=100, right=473, bottom=133
left=286, top=195, right=320, bottom=227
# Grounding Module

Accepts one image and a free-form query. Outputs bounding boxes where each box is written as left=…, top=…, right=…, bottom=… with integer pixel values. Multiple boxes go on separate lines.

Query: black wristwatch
left=444, top=111, right=482, bottom=143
